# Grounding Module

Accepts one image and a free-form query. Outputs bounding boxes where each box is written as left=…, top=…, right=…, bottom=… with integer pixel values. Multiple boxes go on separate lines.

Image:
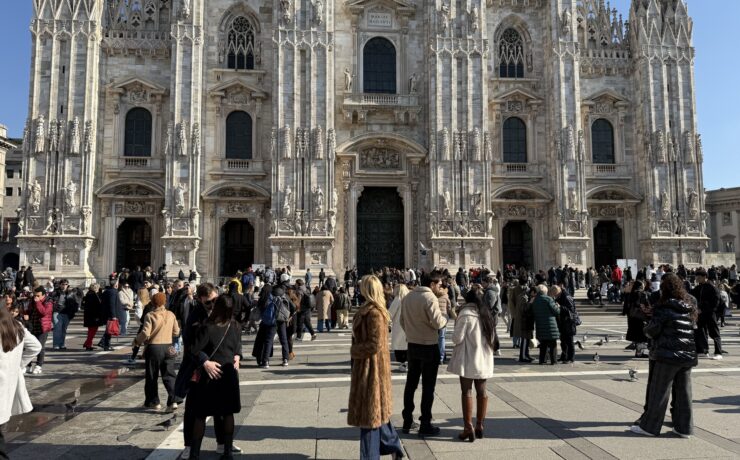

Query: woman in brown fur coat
left=348, top=275, right=404, bottom=460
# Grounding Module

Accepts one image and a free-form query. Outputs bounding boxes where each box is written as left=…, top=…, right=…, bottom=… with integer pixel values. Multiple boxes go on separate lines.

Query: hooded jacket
left=644, top=298, right=698, bottom=366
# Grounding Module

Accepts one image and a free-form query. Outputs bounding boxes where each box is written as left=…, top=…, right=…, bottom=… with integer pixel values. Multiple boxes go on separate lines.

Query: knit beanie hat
left=152, top=292, right=167, bottom=308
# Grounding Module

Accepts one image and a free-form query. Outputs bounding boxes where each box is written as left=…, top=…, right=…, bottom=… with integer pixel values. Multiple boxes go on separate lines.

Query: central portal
left=220, top=219, right=255, bottom=277
left=356, top=187, right=405, bottom=275
left=502, top=221, right=533, bottom=270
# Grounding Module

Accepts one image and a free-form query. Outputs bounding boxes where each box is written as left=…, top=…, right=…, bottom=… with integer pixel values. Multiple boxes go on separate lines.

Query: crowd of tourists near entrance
left=0, top=260, right=737, bottom=458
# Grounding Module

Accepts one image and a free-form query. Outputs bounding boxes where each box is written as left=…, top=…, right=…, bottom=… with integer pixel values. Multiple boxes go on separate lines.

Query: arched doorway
left=116, top=219, right=152, bottom=270
left=502, top=221, right=533, bottom=270
left=593, top=221, right=623, bottom=268
left=356, top=187, right=404, bottom=275
left=220, top=219, right=255, bottom=277
left=2, top=253, right=19, bottom=270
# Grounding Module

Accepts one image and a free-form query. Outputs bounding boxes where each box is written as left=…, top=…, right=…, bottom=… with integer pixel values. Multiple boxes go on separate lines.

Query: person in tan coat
left=316, top=286, right=334, bottom=333
left=134, top=292, right=181, bottom=411
left=348, top=275, right=404, bottom=460
left=508, top=277, right=533, bottom=362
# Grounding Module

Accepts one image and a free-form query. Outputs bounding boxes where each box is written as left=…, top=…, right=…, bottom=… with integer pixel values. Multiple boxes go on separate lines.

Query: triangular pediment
left=584, top=89, right=628, bottom=104
left=108, top=76, right=168, bottom=95
left=492, top=88, right=543, bottom=104
left=209, top=79, right=268, bottom=100
left=346, top=0, right=415, bottom=14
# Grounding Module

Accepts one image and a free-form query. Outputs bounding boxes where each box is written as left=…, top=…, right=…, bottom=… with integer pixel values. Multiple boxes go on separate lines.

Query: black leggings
left=459, top=377, right=487, bottom=397
left=191, top=414, right=234, bottom=457
left=539, top=340, right=557, bottom=365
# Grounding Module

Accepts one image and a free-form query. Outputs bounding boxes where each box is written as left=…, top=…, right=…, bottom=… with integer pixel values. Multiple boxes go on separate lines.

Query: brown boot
left=475, top=395, right=488, bottom=439
left=458, top=395, right=475, bottom=442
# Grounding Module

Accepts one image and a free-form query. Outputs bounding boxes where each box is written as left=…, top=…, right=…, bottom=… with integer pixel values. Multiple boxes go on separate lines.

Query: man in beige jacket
left=400, top=270, right=447, bottom=436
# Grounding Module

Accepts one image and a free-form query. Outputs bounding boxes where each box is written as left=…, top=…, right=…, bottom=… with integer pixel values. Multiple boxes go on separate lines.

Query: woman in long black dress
left=189, top=295, right=243, bottom=459
left=624, top=280, right=650, bottom=358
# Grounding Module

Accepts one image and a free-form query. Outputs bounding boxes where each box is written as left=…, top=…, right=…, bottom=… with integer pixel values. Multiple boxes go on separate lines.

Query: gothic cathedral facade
left=18, top=0, right=708, bottom=281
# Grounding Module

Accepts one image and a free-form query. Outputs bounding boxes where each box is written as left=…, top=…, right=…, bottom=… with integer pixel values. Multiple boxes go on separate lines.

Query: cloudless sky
left=0, top=1, right=737, bottom=190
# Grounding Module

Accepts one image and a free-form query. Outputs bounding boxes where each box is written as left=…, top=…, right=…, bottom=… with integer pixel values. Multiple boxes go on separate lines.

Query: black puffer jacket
left=644, top=298, right=698, bottom=366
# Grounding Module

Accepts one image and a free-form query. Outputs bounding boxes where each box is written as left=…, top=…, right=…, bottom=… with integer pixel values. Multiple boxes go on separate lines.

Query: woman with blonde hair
left=348, top=275, right=404, bottom=459
left=389, top=284, right=410, bottom=372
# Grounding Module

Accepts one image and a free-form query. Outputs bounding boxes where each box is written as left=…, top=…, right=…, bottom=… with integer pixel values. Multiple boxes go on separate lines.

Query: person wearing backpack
left=256, top=284, right=295, bottom=368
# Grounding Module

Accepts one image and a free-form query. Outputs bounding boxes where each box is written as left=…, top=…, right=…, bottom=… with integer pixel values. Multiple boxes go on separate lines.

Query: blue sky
left=0, top=1, right=737, bottom=190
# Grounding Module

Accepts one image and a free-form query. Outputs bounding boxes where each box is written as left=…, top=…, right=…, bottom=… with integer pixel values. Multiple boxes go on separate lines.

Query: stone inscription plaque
left=368, top=12, right=392, bottom=28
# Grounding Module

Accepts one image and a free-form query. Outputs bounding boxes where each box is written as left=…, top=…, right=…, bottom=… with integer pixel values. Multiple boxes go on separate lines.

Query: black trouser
left=492, top=316, right=500, bottom=352
left=538, top=339, right=557, bottom=365
left=519, top=336, right=531, bottom=360
left=695, top=312, right=722, bottom=354
left=0, top=423, right=7, bottom=460
left=561, top=334, right=575, bottom=362
left=394, top=350, right=407, bottom=364
left=640, top=362, right=693, bottom=436
left=144, top=344, right=176, bottom=406
left=402, top=343, right=440, bottom=426
left=642, top=359, right=676, bottom=419
left=260, top=324, right=277, bottom=365
left=295, top=311, right=315, bottom=337
left=33, top=331, right=49, bottom=366
left=276, top=321, right=290, bottom=360
left=184, top=399, right=225, bottom=447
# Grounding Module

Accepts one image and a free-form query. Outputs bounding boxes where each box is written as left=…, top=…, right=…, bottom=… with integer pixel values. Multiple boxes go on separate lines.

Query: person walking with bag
left=82, top=284, right=103, bottom=351
left=0, top=306, right=43, bottom=458
left=133, top=292, right=180, bottom=411
left=188, top=295, right=243, bottom=460
left=100, top=281, right=120, bottom=351
left=348, top=275, right=404, bottom=460
left=630, top=274, right=698, bottom=438
left=447, top=287, right=495, bottom=442
left=27, top=287, right=53, bottom=374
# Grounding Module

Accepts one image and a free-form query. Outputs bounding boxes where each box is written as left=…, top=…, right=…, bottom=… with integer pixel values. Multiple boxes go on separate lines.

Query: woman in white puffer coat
left=1, top=305, right=42, bottom=456
left=388, top=284, right=410, bottom=372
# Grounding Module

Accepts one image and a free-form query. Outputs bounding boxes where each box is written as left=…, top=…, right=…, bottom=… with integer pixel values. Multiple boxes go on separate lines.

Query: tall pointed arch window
left=363, top=37, right=397, bottom=94
left=226, top=16, right=256, bottom=70
left=503, top=117, right=527, bottom=163
left=591, top=119, right=615, bottom=164
left=226, top=111, right=253, bottom=159
left=124, top=108, right=152, bottom=157
left=498, top=28, right=525, bottom=78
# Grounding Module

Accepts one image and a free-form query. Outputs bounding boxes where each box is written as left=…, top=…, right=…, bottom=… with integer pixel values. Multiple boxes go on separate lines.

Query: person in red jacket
left=27, top=286, right=53, bottom=374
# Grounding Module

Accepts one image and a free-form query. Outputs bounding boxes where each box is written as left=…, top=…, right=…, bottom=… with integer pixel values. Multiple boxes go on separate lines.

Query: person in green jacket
left=530, top=284, right=560, bottom=365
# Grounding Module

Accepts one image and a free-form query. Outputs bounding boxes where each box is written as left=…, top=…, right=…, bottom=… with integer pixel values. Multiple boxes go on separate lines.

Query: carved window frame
left=501, top=116, right=530, bottom=164
left=124, top=107, right=153, bottom=157
left=357, top=33, right=403, bottom=95
left=224, top=16, right=257, bottom=70
left=111, top=86, right=164, bottom=160
left=225, top=110, right=254, bottom=160
left=220, top=108, right=257, bottom=160
left=218, top=8, right=262, bottom=70
left=584, top=103, right=625, bottom=165
left=591, top=118, right=615, bottom=164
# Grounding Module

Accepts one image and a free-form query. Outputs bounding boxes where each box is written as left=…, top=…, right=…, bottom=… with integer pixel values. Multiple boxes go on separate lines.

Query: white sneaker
left=494, top=350, right=502, bottom=356
left=167, top=402, right=178, bottom=411
left=671, top=428, right=691, bottom=439
left=282, top=359, right=289, bottom=367
left=711, top=354, right=723, bottom=360
left=32, top=366, right=43, bottom=374
left=629, top=425, right=655, bottom=437
left=216, top=444, right=242, bottom=454
left=180, top=446, right=191, bottom=459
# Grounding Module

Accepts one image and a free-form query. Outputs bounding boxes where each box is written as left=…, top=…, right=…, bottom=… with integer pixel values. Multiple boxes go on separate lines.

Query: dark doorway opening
left=502, top=221, right=533, bottom=270
left=356, top=187, right=404, bottom=276
left=116, top=219, right=152, bottom=271
left=221, top=219, right=255, bottom=277
left=2, top=253, right=19, bottom=270
left=593, top=221, right=623, bottom=269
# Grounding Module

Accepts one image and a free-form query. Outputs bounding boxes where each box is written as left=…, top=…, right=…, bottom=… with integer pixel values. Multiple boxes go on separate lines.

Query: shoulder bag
left=191, top=322, right=232, bottom=383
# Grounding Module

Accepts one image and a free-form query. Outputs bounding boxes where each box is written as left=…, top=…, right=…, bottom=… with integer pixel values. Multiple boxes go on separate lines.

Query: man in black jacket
left=691, top=268, right=725, bottom=358
left=294, top=279, right=317, bottom=340
left=130, top=266, right=145, bottom=291
left=99, top=281, right=120, bottom=350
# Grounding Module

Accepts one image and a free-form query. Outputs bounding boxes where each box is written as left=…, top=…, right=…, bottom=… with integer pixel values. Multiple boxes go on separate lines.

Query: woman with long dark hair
left=630, top=273, right=698, bottom=438
left=0, top=305, right=42, bottom=457
left=189, top=295, right=243, bottom=459
left=446, top=286, right=495, bottom=441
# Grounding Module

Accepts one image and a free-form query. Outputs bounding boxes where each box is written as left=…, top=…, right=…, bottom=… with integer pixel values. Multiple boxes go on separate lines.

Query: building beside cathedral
left=19, top=0, right=708, bottom=282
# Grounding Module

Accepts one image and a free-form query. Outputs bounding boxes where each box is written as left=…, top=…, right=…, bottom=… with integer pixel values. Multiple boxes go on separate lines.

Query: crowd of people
left=0, top=260, right=737, bottom=459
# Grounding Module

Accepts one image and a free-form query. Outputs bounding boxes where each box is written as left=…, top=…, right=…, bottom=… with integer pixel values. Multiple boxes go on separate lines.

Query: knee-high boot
left=475, top=396, right=488, bottom=439
left=458, top=395, right=475, bottom=442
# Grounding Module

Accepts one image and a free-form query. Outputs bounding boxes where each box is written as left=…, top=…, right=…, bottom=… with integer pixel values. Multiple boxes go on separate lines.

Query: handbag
left=192, top=322, right=232, bottom=383
left=106, top=318, right=120, bottom=336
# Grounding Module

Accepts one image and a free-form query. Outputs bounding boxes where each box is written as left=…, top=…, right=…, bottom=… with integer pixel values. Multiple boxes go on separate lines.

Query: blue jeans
left=118, top=310, right=129, bottom=336
left=438, top=324, right=447, bottom=363
left=52, top=313, right=71, bottom=348
left=317, top=319, right=331, bottom=332
left=360, top=422, right=403, bottom=460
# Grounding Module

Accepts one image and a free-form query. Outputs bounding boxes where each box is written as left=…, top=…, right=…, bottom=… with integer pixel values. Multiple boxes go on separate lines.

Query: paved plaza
left=5, top=298, right=740, bottom=460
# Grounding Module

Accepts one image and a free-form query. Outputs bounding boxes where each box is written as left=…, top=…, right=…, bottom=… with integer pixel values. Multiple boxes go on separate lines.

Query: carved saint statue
left=439, top=3, right=450, bottom=35
left=280, top=0, right=292, bottom=25
left=408, top=73, right=418, bottom=94
left=64, top=181, right=77, bottom=213
left=80, top=207, right=92, bottom=235
left=430, top=217, right=438, bottom=237
left=162, top=209, right=173, bottom=236
left=660, top=191, right=671, bottom=219
left=175, top=184, right=186, bottom=215
left=696, top=134, right=704, bottom=163
left=655, top=130, right=666, bottom=163
left=191, top=123, right=201, bottom=157
left=44, top=208, right=61, bottom=235
left=29, top=180, right=42, bottom=213
left=283, top=186, right=293, bottom=217
left=313, top=186, right=325, bottom=217
left=568, top=187, right=578, bottom=213
left=83, top=121, right=93, bottom=156
left=34, top=115, right=45, bottom=154
left=344, top=68, right=353, bottom=92
left=441, top=190, right=452, bottom=218
left=190, top=208, right=200, bottom=236
left=282, top=125, right=292, bottom=159
left=314, top=126, right=324, bottom=160
left=577, top=130, right=586, bottom=161
left=561, top=8, right=572, bottom=36
left=180, top=0, right=191, bottom=20
left=69, top=117, right=80, bottom=155
left=327, top=129, right=336, bottom=160
left=471, top=192, right=482, bottom=217
left=683, top=131, right=694, bottom=164
left=164, top=122, right=173, bottom=157
left=440, top=127, right=450, bottom=161
left=687, top=188, right=699, bottom=217
left=16, top=207, right=25, bottom=235
left=470, top=6, right=479, bottom=32
left=270, top=128, right=277, bottom=159
left=312, top=0, right=323, bottom=25
left=328, top=209, right=336, bottom=235
left=48, top=119, right=58, bottom=152
left=471, top=128, right=482, bottom=161
left=177, top=123, right=188, bottom=157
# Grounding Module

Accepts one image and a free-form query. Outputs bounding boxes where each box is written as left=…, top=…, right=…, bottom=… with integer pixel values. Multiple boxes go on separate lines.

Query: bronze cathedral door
left=356, top=187, right=405, bottom=276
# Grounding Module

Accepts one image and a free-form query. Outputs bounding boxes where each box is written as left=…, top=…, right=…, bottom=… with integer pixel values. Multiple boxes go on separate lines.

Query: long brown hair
left=660, top=273, right=698, bottom=321
left=209, top=295, right=235, bottom=326
left=1, top=304, right=25, bottom=352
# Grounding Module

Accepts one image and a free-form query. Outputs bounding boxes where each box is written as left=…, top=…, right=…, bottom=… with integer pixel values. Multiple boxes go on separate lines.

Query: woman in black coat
left=623, top=281, right=650, bottom=358
left=188, top=295, right=242, bottom=459
left=631, top=274, right=698, bottom=438
left=82, top=284, right=103, bottom=351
